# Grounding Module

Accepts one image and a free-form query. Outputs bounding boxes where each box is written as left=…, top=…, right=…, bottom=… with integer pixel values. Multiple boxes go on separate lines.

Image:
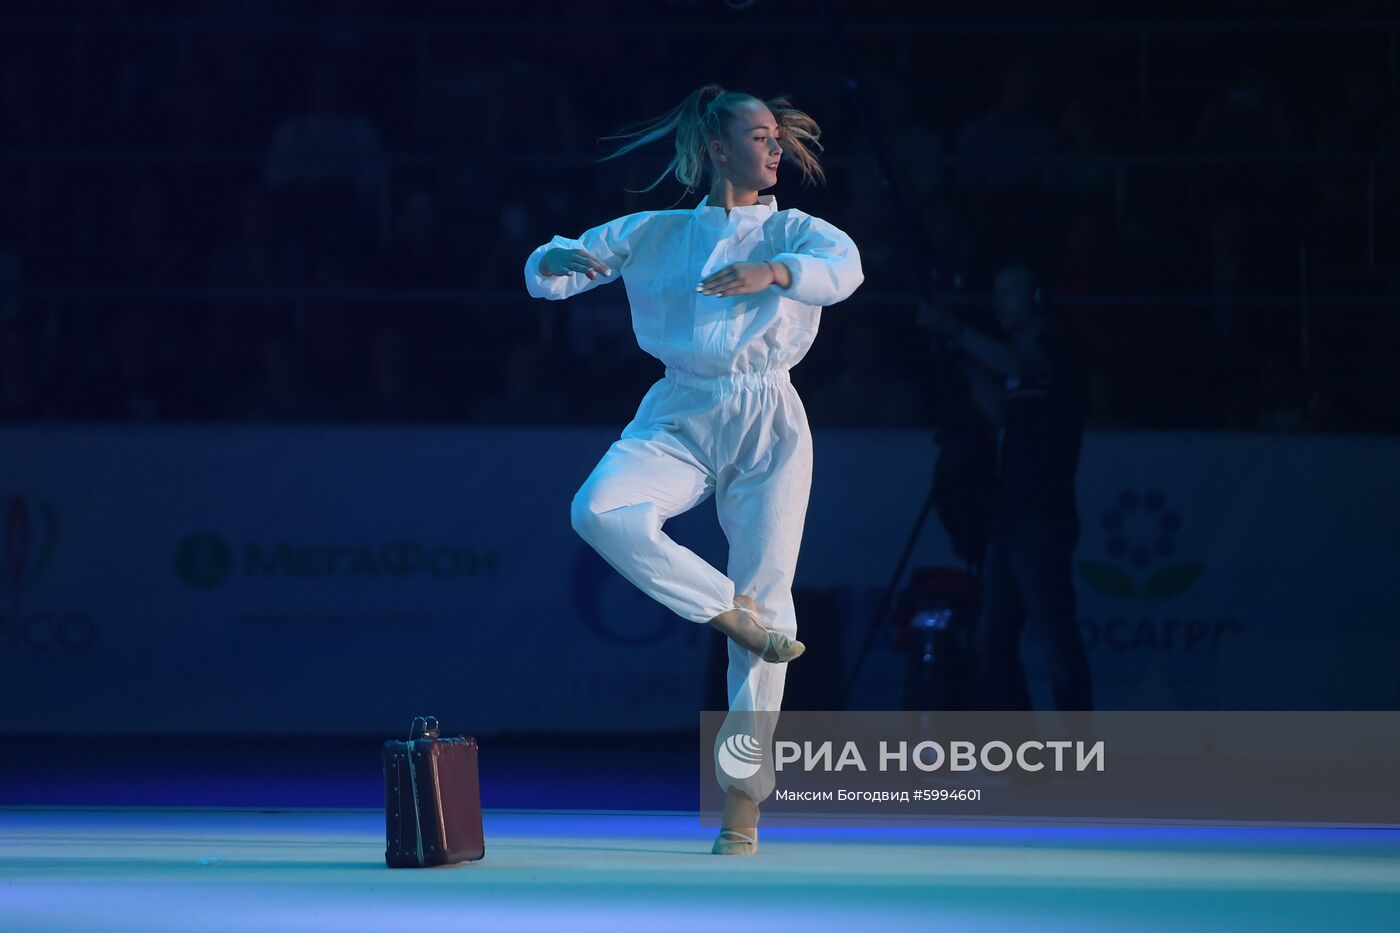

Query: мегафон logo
left=175, top=532, right=234, bottom=589
left=174, top=533, right=498, bottom=589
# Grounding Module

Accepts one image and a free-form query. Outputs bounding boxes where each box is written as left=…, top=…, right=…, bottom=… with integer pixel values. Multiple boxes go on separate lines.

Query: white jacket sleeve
left=770, top=211, right=864, bottom=307
left=523, top=212, right=645, bottom=301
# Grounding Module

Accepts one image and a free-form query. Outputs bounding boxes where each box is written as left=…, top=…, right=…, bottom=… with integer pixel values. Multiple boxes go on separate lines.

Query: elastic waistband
left=663, top=367, right=791, bottom=392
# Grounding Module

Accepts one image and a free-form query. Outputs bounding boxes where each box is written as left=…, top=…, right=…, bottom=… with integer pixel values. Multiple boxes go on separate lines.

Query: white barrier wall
left=2, top=426, right=1397, bottom=735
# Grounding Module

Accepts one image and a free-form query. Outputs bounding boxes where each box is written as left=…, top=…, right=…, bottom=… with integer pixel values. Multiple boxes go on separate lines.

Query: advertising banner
left=2, top=426, right=1396, bottom=735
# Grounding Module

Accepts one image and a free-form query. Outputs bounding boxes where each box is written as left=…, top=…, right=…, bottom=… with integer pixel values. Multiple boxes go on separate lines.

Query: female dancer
left=524, top=84, right=863, bottom=854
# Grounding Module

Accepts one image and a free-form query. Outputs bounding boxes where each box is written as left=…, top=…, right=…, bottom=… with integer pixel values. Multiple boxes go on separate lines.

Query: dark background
left=3, top=0, right=1397, bottom=432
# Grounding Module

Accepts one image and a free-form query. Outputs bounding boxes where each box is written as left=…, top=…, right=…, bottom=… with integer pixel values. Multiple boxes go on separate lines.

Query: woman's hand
left=540, top=248, right=611, bottom=279
left=698, top=261, right=785, bottom=297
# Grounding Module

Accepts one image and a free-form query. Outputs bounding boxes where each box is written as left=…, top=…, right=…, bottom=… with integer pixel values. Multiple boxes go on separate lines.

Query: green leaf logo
left=1142, top=562, right=1204, bottom=600
left=1077, top=560, right=1137, bottom=599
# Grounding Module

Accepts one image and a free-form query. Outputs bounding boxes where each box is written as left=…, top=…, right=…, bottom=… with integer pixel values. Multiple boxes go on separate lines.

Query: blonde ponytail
left=599, top=84, right=826, bottom=193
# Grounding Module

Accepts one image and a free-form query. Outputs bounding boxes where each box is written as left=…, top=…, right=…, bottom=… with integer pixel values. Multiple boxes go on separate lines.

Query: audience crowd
left=1, top=2, right=1397, bottom=431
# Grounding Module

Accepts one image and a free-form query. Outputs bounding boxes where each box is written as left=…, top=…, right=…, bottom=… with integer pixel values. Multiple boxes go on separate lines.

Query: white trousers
left=570, top=366, right=812, bottom=719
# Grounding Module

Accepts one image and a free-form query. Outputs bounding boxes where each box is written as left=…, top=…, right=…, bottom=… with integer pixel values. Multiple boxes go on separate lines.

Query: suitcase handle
left=409, top=716, right=440, bottom=740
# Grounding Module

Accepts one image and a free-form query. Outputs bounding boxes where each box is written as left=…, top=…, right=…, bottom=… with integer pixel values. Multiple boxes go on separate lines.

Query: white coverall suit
left=525, top=194, right=863, bottom=794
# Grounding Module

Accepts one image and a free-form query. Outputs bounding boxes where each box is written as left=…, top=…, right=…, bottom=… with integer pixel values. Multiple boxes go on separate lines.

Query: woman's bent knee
left=571, top=495, right=656, bottom=550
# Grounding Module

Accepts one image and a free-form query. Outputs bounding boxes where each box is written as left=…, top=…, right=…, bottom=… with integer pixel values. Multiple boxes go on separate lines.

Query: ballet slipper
left=713, top=787, right=760, bottom=854
left=758, top=628, right=804, bottom=663
left=711, top=828, right=758, bottom=855
left=734, top=594, right=804, bottom=663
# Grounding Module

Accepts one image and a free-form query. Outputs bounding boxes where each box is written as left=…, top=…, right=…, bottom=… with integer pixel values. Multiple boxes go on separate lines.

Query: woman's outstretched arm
left=523, top=213, right=648, bottom=301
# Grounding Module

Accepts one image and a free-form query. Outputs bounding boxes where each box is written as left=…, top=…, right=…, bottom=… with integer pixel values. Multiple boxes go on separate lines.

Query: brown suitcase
left=383, top=716, right=485, bottom=867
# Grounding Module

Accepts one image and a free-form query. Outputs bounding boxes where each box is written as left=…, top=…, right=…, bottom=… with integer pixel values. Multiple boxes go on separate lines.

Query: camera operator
left=919, top=263, right=1093, bottom=712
